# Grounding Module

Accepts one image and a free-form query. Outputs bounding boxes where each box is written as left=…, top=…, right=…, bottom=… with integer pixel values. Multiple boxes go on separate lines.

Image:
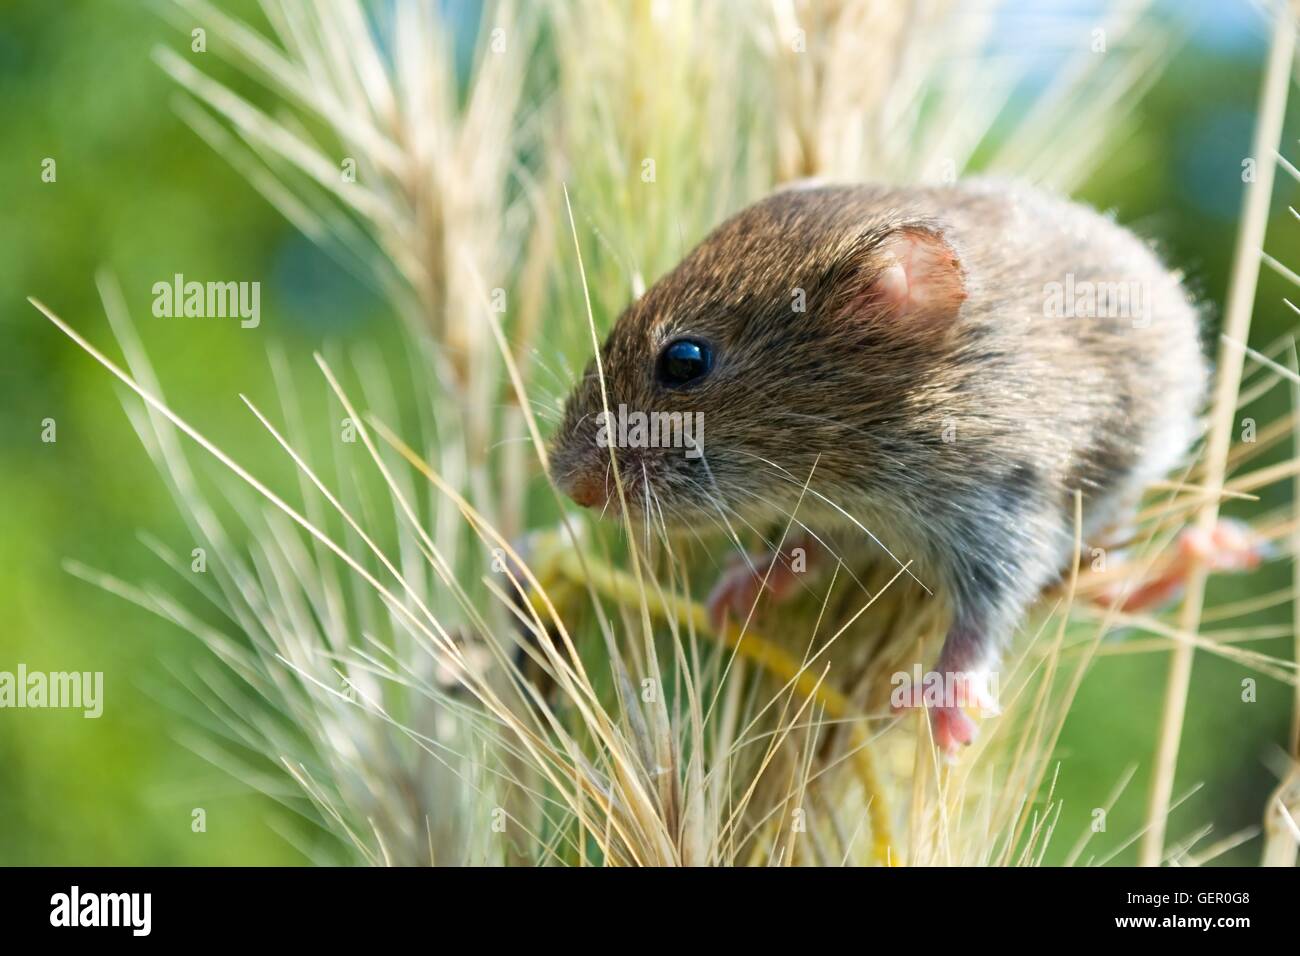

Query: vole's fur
left=551, top=180, right=1206, bottom=743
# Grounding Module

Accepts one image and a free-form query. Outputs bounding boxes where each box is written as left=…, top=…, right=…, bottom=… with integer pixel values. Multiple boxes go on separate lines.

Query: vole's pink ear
left=838, top=226, right=967, bottom=332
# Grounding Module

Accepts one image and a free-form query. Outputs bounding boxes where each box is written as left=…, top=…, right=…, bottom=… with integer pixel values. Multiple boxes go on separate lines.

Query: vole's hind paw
left=1179, top=517, right=1270, bottom=571
left=1105, top=518, right=1269, bottom=613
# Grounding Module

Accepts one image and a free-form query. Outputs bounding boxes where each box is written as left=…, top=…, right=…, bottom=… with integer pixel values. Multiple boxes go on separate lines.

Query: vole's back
left=738, top=182, right=1207, bottom=640
left=848, top=180, right=1205, bottom=540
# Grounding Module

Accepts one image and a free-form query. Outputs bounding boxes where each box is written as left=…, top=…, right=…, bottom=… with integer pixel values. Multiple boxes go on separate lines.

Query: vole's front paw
left=892, top=696, right=981, bottom=758
left=930, top=704, right=979, bottom=756
left=891, top=699, right=978, bottom=756
left=706, top=549, right=801, bottom=631
left=891, top=666, right=994, bottom=757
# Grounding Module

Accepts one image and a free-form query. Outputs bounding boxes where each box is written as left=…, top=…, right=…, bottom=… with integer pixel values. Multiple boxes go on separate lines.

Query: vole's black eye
left=656, top=338, right=713, bottom=388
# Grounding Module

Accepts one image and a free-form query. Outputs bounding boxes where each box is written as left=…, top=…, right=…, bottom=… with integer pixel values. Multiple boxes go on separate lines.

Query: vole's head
left=550, top=187, right=968, bottom=526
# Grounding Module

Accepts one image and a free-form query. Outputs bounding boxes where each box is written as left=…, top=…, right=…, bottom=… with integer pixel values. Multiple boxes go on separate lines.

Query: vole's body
left=552, top=181, right=1206, bottom=747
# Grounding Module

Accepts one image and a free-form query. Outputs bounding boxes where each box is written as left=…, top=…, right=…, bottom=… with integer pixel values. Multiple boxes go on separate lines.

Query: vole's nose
left=560, top=470, right=608, bottom=510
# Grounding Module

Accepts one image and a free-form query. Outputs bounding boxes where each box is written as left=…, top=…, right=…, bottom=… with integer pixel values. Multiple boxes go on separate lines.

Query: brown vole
left=549, top=180, right=1207, bottom=750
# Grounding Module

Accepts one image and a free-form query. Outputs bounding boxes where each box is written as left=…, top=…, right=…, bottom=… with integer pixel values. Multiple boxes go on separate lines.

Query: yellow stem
left=528, top=535, right=900, bottom=866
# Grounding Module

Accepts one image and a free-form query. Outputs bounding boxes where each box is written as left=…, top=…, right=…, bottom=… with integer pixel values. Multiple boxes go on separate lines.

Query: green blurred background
left=1, top=0, right=1297, bottom=865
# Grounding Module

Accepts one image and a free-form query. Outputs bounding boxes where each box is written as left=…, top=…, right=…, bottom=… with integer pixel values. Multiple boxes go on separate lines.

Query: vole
left=549, top=180, right=1208, bottom=751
